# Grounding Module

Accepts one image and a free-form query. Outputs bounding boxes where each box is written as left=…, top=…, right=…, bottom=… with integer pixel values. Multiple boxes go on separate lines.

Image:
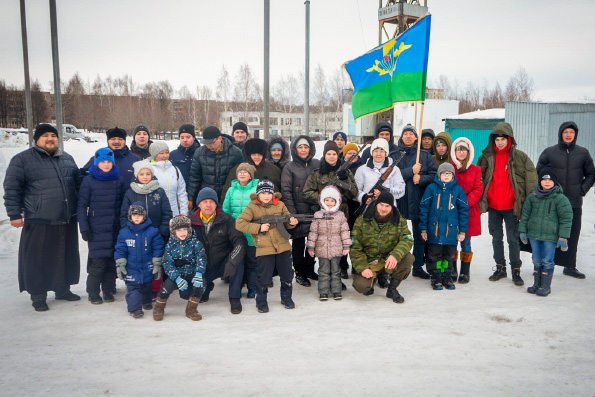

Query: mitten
left=115, top=258, right=127, bottom=280
left=192, top=272, right=203, bottom=288
left=81, top=231, right=92, bottom=242
left=557, top=238, right=568, bottom=251
left=176, top=277, right=188, bottom=291
left=457, top=233, right=465, bottom=241
left=520, top=233, right=528, bottom=245
left=337, top=169, right=348, bottom=180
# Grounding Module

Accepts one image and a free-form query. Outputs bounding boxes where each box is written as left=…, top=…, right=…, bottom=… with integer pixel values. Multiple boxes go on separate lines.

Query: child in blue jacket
left=153, top=215, right=207, bottom=321
left=78, top=148, right=126, bottom=304
left=420, top=163, right=469, bottom=290
left=115, top=202, right=165, bottom=318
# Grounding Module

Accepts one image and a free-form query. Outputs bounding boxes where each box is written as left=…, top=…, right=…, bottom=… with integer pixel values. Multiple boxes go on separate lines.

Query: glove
left=152, top=257, right=162, bottom=280
left=188, top=201, right=193, bottom=210
left=457, top=233, right=465, bottom=241
left=176, top=277, right=188, bottom=291
left=337, top=169, right=348, bottom=180
left=520, top=233, right=528, bottom=245
left=421, top=232, right=427, bottom=240
left=81, top=230, right=92, bottom=242
left=115, top=258, right=127, bottom=280
left=557, top=238, right=568, bottom=251
left=192, top=272, right=203, bottom=288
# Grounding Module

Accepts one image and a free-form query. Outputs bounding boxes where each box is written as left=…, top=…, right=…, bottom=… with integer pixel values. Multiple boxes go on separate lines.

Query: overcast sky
left=1, top=0, right=594, bottom=102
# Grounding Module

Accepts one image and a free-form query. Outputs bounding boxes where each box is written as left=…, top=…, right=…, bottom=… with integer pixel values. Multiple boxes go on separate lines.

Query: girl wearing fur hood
left=307, top=186, right=351, bottom=301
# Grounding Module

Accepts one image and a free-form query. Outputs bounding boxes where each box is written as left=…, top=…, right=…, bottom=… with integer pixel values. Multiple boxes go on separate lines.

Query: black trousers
left=157, top=276, right=204, bottom=300
left=425, top=244, right=456, bottom=273
left=86, top=257, right=117, bottom=295
left=555, top=207, right=582, bottom=268
left=292, top=237, right=315, bottom=277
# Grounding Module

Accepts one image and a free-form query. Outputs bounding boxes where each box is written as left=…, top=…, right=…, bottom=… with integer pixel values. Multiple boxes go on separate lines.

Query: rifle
left=327, top=144, right=366, bottom=190
left=253, top=214, right=334, bottom=240
left=354, top=151, right=406, bottom=217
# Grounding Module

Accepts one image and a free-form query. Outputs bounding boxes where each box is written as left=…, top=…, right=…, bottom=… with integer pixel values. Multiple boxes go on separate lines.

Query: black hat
left=106, top=127, right=127, bottom=141
left=33, top=123, right=58, bottom=142
left=323, top=140, right=340, bottom=156
left=256, top=179, right=275, bottom=195
left=376, top=191, right=395, bottom=207
left=179, top=124, right=196, bottom=138
left=539, top=166, right=558, bottom=186
left=232, top=122, right=248, bottom=134
left=402, top=124, right=418, bottom=138
left=133, top=124, right=150, bottom=137
left=202, top=126, right=221, bottom=145
left=244, top=138, right=268, bottom=158
left=421, top=128, right=435, bottom=139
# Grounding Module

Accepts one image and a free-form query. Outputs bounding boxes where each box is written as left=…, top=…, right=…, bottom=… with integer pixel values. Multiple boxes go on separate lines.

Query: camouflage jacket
left=350, top=203, right=413, bottom=273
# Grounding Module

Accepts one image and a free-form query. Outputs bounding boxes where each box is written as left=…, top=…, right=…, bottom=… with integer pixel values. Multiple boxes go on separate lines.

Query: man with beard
left=4, top=124, right=83, bottom=311
left=350, top=192, right=414, bottom=303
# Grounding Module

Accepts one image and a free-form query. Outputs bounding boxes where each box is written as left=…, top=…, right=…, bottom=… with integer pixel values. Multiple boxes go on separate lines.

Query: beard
left=374, top=208, right=393, bottom=223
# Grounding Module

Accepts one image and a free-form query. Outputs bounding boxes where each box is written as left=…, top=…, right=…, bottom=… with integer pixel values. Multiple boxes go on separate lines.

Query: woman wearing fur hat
left=149, top=141, right=188, bottom=217
left=222, top=163, right=259, bottom=299
left=306, top=186, right=351, bottom=301
left=266, top=135, right=291, bottom=171
left=450, top=137, right=483, bottom=283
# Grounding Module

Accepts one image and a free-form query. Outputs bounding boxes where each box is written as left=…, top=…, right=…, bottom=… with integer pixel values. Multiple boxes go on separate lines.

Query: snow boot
left=230, top=298, right=242, bottom=314
left=386, top=277, right=405, bottom=303
left=256, top=287, right=269, bottom=313
left=295, top=275, right=311, bottom=287
left=377, top=274, right=390, bottom=289
left=536, top=268, right=553, bottom=297
left=130, top=309, right=144, bottom=318
left=88, top=293, right=103, bottom=305
left=563, top=267, right=585, bottom=279
left=31, top=294, right=49, bottom=312
left=247, top=288, right=256, bottom=299
left=442, top=270, right=456, bottom=290
left=103, top=291, right=115, bottom=303
left=458, top=252, right=473, bottom=284
left=55, top=290, right=80, bottom=301
left=319, top=293, right=329, bottom=301
left=153, top=297, right=167, bottom=321
left=451, top=251, right=459, bottom=282
left=363, top=287, right=375, bottom=296
left=280, top=282, right=295, bottom=309
left=185, top=297, right=202, bottom=321
left=199, top=281, right=215, bottom=303
left=333, top=293, right=342, bottom=300
left=511, top=267, right=524, bottom=286
left=431, top=270, right=443, bottom=290
left=412, top=267, right=431, bottom=279
left=527, top=264, right=542, bottom=294
left=489, top=264, right=507, bottom=281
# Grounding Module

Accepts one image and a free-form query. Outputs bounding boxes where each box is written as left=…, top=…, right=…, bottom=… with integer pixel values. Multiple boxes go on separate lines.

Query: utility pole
left=304, top=0, right=310, bottom=135
left=49, top=0, right=64, bottom=150
left=263, top=0, right=270, bottom=139
left=20, top=0, right=34, bottom=147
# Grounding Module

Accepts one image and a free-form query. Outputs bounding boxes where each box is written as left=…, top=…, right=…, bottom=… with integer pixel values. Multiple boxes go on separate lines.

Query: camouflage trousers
left=352, top=253, right=414, bottom=294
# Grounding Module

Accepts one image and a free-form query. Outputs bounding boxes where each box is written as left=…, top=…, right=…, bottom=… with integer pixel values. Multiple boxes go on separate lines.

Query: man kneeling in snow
left=350, top=192, right=414, bottom=303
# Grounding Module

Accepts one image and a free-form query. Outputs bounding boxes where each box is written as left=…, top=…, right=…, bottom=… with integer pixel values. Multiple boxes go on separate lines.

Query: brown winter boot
left=153, top=297, right=167, bottom=321
left=185, top=297, right=203, bottom=321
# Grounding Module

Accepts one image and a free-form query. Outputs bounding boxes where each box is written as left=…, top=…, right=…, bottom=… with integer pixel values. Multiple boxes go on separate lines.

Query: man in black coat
left=3, top=124, right=83, bottom=311
left=536, top=121, right=595, bottom=278
left=170, top=124, right=200, bottom=188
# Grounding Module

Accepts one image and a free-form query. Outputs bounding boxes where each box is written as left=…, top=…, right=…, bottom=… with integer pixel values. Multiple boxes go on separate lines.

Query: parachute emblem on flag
left=366, top=41, right=412, bottom=79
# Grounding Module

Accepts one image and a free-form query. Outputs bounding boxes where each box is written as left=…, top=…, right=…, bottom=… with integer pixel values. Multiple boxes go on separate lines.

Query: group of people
left=4, top=118, right=594, bottom=319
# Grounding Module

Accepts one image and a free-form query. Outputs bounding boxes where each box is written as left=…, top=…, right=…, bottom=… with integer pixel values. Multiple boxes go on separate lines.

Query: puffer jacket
left=477, top=122, right=538, bottom=220
left=222, top=178, right=259, bottom=246
left=536, top=121, right=595, bottom=209
left=432, top=131, right=452, bottom=166
left=266, top=135, right=291, bottom=171
left=187, top=136, right=243, bottom=202
left=419, top=174, right=469, bottom=246
left=451, top=137, right=483, bottom=237
left=83, top=146, right=140, bottom=186
left=151, top=160, right=188, bottom=216
left=130, top=140, right=153, bottom=160
left=306, top=193, right=351, bottom=260
left=169, top=141, right=200, bottom=188
left=78, top=165, right=127, bottom=258
left=395, top=138, right=437, bottom=220
left=360, top=121, right=401, bottom=163
left=162, top=230, right=207, bottom=279
left=120, top=182, right=173, bottom=237
left=235, top=192, right=295, bottom=256
left=114, top=218, right=165, bottom=285
left=350, top=201, right=413, bottom=273
left=354, top=157, right=405, bottom=204
left=280, top=135, right=320, bottom=238
left=519, top=185, right=573, bottom=243
left=4, top=145, right=82, bottom=224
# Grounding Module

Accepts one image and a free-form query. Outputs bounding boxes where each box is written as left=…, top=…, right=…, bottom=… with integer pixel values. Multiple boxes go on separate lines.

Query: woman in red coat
left=451, top=137, right=483, bottom=283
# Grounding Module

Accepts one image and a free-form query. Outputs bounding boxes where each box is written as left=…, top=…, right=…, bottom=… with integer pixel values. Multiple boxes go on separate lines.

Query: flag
left=343, top=14, right=431, bottom=121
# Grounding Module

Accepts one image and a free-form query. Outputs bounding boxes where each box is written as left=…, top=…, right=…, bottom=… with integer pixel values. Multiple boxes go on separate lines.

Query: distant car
left=1, top=128, right=20, bottom=136
left=48, top=123, right=96, bottom=142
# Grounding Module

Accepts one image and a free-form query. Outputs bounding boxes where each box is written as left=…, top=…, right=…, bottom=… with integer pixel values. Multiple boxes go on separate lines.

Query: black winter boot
left=412, top=267, right=431, bottom=279
left=442, top=270, right=456, bottom=290
left=229, top=298, right=242, bottom=314
left=527, top=265, right=541, bottom=294
left=280, top=282, right=295, bottom=309
left=199, top=282, right=215, bottom=303
left=386, top=277, right=404, bottom=303
left=431, top=271, right=443, bottom=290
left=256, top=287, right=269, bottom=313
left=377, top=274, right=390, bottom=289
left=31, top=294, right=49, bottom=312
left=88, top=293, right=103, bottom=305
left=536, top=268, right=553, bottom=297
left=489, top=264, right=507, bottom=281
left=511, top=267, right=524, bottom=286
left=458, top=252, right=473, bottom=284
left=55, top=290, right=81, bottom=301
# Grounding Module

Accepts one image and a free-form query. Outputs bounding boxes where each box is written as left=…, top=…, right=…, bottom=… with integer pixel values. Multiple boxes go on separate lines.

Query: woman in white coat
left=149, top=141, right=189, bottom=216
left=354, top=138, right=406, bottom=206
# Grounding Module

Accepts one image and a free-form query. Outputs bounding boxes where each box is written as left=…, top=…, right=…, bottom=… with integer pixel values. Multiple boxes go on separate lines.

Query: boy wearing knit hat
left=518, top=167, right=573, bottom=297
left=333, top=131, right=347, bottom=160
left=131, top=124, right=152, bottom=160
left=419, top=163, right=469, bottom=290
left=236, top=179, right=299, bottom=313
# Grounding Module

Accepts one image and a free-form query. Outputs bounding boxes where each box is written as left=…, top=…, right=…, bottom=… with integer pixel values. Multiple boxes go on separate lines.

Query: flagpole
left=415, top=102, right=425, bottom=164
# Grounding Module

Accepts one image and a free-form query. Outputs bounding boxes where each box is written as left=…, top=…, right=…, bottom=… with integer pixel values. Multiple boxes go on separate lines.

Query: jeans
left=318, top=257, right=342, bottom=295
left=458, top=236, right=472, bottom=253
left=411, top=219, right=426, bottom=269
left=529, top=239, right=556, bottom=270
left=488, top=208, right=521, bottom=267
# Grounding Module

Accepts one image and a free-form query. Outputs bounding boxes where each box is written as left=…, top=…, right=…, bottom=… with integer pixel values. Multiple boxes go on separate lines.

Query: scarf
left=89, top=165, right=120, bottom=181
left=130, top=179, right=161, bottom=194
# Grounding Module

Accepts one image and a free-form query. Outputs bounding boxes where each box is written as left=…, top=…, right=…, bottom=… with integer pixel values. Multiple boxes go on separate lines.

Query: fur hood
left=266, top=135, right=291, bottom=167
left=451, top=137, right=475, bottom=170
left=319, top=185, right=342, bottom=213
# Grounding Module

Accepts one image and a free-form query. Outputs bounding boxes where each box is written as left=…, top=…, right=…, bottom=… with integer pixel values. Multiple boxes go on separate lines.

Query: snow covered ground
left=1, top=134, right=595, bottom=396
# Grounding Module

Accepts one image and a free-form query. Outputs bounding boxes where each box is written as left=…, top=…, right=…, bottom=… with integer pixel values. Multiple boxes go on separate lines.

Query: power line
left=356, top=0, right=367, bottom=50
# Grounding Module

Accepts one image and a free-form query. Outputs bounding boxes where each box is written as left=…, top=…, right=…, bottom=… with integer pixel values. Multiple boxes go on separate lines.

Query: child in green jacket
left=519, top=167, right=573, bottom=297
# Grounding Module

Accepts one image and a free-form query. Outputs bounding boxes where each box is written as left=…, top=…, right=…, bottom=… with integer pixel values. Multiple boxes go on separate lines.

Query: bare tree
left=233, top=63, right=259, bottom=122
left=313, top=64, right=329, bottom=134
left=216, top=65, right=232, bottom=114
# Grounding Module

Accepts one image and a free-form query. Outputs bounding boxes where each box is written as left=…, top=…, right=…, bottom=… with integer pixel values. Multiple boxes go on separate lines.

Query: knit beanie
left=402, top=124, right=418, bottom=138
left=323, top=141, right=340, bottom=156
left=196, top=188, right=219, bottom=206
left=343, top=142, right=359, bottom=157
left=236, top=162, right=256, bottom=179
left=149, top=141, right=169, bottom=160
left=370, top=138, right=389, bottom=154
left=539, top=166, right=558, bottom=186
left=256, top=179, right=275, bottom=195
left=270, top=142, right=283, bottom=152
left=455, top=139, right=470, bottom=151
left=128, top=201, right=147, bottom=222
left=169, top=215, right=192, bottom=236
left=94, top=148, right=115, bottom=166
left=133, top=160, right=154, bottom=177
left=438, top=162, right=455, bottom=178
left=295, top=137, right=310, bottom=148
left=106, top=127, right=127, bottom=141
left=421, top=128, right=435, bottom=139
left=333, top=131, right=347, bottom=142
left=33, top=123, right=58, bottom=142
left=133, top=124, right=150, bottom=138
left=376, top=191, right=395, bottom=207
left=435, top=138, right=447, bottom=146
left=232, top=122, right=248, bottom=134
left=178, top=124, right=196, bottom=138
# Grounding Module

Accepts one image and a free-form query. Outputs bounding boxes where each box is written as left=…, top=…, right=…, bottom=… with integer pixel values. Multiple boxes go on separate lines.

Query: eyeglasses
left=237, top=171, right=250, bottom=175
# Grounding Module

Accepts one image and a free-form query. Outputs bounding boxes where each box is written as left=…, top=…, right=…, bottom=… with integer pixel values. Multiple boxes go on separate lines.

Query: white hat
left=370, top=138, right=389, bottom=154
left=319, top=185, right=342, bottom=213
